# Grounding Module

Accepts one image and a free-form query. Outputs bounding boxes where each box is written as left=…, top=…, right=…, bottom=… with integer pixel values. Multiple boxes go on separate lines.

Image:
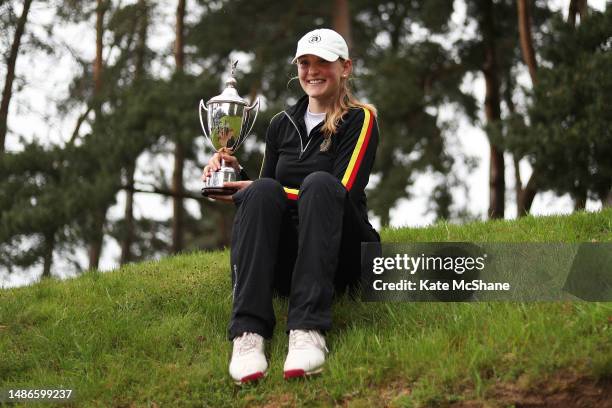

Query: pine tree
left=352, top=0, right=472, bottom=225
left=0, top=0, right=33, bottom=154
left=508, top=7, right=612, bottom=208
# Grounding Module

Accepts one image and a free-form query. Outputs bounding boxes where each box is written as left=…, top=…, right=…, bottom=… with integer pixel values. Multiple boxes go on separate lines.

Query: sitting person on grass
left=202, top=28, right=380, bottom=384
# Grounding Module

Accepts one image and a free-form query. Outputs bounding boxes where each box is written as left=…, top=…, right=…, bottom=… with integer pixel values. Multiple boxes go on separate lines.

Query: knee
left=243, top=178, right=285, bottom=202
left=300, top=172, right=343, bottom=196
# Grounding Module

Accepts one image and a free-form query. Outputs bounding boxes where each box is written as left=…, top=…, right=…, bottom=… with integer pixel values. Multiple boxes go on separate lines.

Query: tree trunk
left=517, top=0, right=537, bottom=85
left=120, top=163, right=136, bottom=265
left=94, top=0, right=105, bottom=100
left=488, top=145, right=505, bottom=219
left=171, top=0, right=186, bottom=254
left=0, top=0, right=33, bottom=154
left=88, top=0, right=107, bottom=270
left=172, top=142, right=185, bottom=253
left=388, top=4, right=408, bottom=52
left=569, top=0, right=578, bottom=27
left=175, top=0, right=185, bottom=69
left=518, top=174, right=537, bottom=216
left=574, top=191, right=587, bottom=211
left=380, top=211, right=390, bottom=228
left=578, top=0, right=587, bottom=21
left=515, top=0, right=539, bottom=216
left=88, top=208, right=106, bottom=270
left=568, top=0, right=587, bottom=27
left=121, top=0, right=148, bottom=264
left=135, top=0, right=148, bottom=80
left=42, top=230, right=55, bottom=279
left=481, top=0, right=505, bottom=219
left=332, top=0, right=352, bottom=49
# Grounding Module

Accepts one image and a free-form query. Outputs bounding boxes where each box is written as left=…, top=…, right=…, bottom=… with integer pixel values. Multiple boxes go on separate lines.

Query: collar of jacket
left=284, top=94, right=310, bottom=122
left=284, top=94, right=358, bottom=127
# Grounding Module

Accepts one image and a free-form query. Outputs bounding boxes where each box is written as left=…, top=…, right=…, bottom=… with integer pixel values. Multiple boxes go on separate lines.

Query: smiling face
left=297, top=54, right=352, bottom=111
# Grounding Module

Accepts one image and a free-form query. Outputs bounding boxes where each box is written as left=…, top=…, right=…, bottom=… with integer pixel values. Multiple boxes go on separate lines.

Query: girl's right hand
left=201, top=150, right=240, bottom=182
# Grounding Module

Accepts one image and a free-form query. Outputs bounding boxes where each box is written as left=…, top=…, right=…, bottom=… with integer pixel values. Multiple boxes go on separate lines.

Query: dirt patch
left=450, top=371, right=612, bottom=408
left=336, top=379, right=411, bottom=407
left=258, top=371, right=610, bottom=407
left=261, top=392, right=296, bottom=408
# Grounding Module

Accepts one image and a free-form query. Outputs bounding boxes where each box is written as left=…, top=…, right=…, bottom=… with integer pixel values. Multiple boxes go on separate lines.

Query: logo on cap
left=308, top=34, right=321, bottom=43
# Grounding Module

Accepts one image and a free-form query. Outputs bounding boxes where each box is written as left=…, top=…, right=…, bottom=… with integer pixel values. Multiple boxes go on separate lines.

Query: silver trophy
left=200, top=60, right=259, bottom=196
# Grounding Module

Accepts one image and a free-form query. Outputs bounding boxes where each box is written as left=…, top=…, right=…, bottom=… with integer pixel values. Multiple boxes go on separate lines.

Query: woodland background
left=0, top=0, right=610, bottom=283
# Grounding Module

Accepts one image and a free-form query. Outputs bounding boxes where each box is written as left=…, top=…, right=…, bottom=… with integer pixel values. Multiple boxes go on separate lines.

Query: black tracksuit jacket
left=259, top=95, right=379, bottom=237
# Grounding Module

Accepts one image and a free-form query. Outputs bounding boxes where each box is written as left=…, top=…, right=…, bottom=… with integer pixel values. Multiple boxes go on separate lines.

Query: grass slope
left=1, top=209, right=611, bottom=407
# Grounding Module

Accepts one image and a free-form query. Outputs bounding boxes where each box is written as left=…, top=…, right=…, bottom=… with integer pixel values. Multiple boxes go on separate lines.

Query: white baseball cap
left=292, top=28, right=349, bottom=63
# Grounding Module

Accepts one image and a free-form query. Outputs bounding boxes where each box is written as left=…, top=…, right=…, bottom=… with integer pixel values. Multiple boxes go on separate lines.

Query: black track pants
left=228, top=172, right=378, bottom=340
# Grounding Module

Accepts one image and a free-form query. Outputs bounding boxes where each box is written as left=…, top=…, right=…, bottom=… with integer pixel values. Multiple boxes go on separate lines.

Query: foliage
left=508, top=8, right=612, bottom=202
left=350, top=0, right=474, bottom=225
left=1, top=0, right=610, bottom=279
left=190, top=0, right=477, bottom=225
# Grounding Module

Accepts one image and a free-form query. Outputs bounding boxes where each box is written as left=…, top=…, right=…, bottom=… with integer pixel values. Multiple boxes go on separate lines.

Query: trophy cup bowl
left=200, top=61, right=259, bottom=196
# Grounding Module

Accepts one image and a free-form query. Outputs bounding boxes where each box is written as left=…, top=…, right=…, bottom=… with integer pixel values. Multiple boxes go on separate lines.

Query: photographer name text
left=372, top=279, right=511, bottom=291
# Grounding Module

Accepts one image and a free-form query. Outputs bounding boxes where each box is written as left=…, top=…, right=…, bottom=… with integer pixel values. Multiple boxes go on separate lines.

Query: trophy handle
left=239, top=98, right=260, bottom=145
left=200, top=99, right=221, bottom=154
left=198, top=99, right=210, bottom=140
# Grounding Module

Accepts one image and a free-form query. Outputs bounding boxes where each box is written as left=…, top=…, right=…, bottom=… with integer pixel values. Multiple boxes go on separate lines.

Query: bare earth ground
left=258, top=371, right=611, bottom=407
left=450, top=371, right=612, bottom=408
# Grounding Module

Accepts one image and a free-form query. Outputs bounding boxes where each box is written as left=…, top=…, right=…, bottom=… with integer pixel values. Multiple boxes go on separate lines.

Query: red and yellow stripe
left=340, top=108, right=374, bottom=191
left=283, top=107, right=374, bottom=200
left=283, top=187, right=299, bottom=200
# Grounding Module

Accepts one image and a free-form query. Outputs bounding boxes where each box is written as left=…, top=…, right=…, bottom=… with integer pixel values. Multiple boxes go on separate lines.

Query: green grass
left=1, top=209, right=611, bottom=407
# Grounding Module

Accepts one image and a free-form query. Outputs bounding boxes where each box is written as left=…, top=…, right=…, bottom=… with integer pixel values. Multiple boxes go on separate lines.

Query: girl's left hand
left=208, top=180, right=252, bottom=202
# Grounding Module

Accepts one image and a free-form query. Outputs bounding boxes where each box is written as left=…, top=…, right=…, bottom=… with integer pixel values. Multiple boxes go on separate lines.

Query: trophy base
left=201, top=186, right=238, bottom=197
left=201, top=166, right=238, bottom=197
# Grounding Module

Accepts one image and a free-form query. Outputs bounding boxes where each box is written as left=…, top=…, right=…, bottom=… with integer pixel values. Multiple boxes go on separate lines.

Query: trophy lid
left=207, top=60, right=249, bottom=106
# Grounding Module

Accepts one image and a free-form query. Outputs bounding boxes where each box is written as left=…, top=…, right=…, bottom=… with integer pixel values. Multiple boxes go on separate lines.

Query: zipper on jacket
left=283, top=111, right=312, bottom=159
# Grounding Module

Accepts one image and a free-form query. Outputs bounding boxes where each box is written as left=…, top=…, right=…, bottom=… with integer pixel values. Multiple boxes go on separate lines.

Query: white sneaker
left=283, top=329, right=328, bottom=379
left=229, top=332, right=267, bottom=384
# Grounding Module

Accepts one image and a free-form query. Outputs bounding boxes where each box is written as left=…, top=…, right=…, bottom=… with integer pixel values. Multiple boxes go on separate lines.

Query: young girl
left=202, top=28, right=380, bottom=384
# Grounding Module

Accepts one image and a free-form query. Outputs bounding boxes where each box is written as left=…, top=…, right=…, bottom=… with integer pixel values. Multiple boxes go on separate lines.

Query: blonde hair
left=321, top=66, right=377, bottom=139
